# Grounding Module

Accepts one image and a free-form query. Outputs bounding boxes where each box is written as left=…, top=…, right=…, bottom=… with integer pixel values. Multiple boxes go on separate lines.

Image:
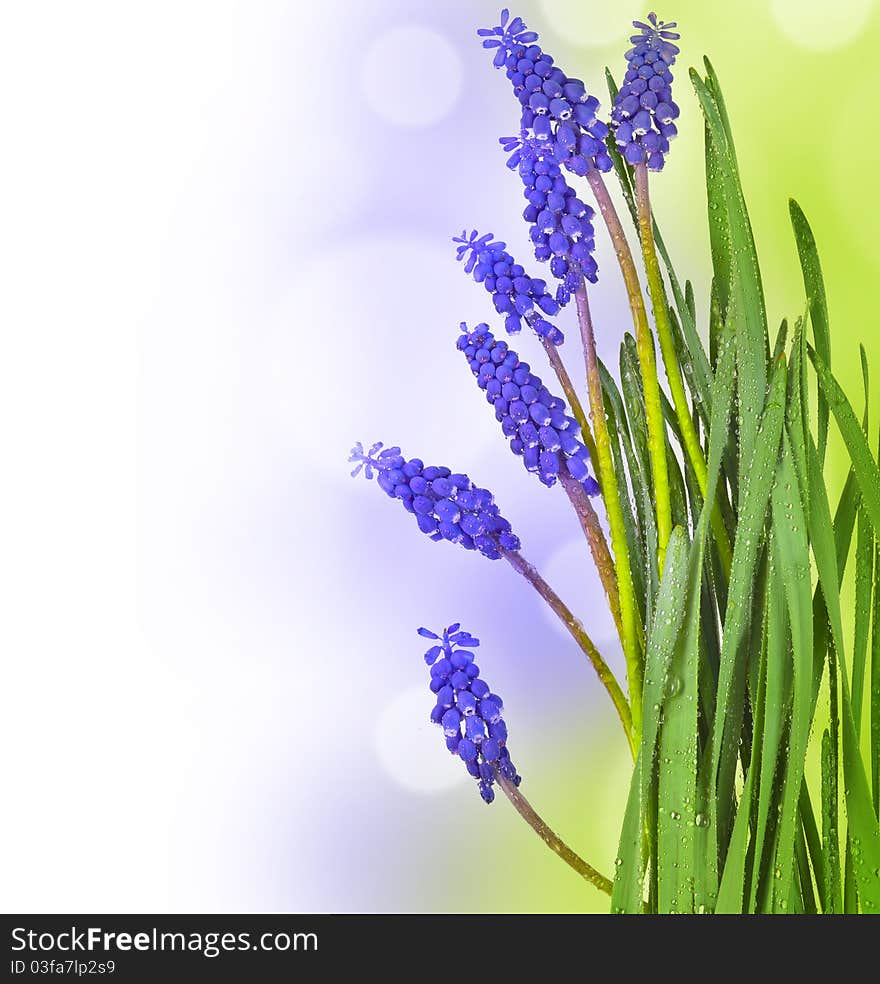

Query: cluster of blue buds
left=457, top=323, right=599, bottom=493
left=611, top=13, right=680, bottom=170
left=501, top=136, right=598, bottom=306
left=454, top=230, right=563, bottom=343
left=350, top=442, right=520, bottom=560
left=479, top=9, right=612, bottom=176
left=421, top=624, right=520, bottom=804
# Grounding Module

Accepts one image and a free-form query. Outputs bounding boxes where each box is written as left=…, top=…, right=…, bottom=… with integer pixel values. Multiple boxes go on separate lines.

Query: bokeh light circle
left=770, top=0, right=874, bottom=50
left=362, top=26, right=462, bottom=127
left=537, top=1, right=646, bottom=48
left=374, top=685, right=467, bottom=794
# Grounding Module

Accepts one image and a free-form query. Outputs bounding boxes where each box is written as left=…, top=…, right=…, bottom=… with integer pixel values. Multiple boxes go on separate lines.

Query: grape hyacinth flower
left=610, top=13, right=680, bottom=171
left=349, top=442, right=520, bottom=560
left=500, top=136, right=598, bottom=306
left=453, top=229, right=563, bottom=343
left=479, top=9, right=612, bottom=176
left=420, top=624, right=520, bottom=804
left=457, top=322, right=599, bottom=493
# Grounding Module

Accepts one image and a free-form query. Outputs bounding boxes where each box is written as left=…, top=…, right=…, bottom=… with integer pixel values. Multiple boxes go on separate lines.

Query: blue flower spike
left=500, top=137, right=599, bottom=307
left=457, top=322, right=600, bottom=493
left=611, top=13, right=681, bottom=171
left=349, top=442, right=520, bottom=560
left=479, top=10, right=612, bottom=176
left=453, top=229, right=564, bottom=343
left=422, top=624, right=521, bottom=803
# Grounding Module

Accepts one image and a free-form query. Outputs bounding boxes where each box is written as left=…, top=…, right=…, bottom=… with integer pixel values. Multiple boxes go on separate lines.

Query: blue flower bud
left=350, top=442, right=521, bottom=560
left=421, top=624, right=521, bottom=803
left=454, top=230, right=565, bottom=343
left=611, top=14, right=680, bottom=171
left=480, top=11, right=612, bottom=176
left=456, top=323, right=600, bottom=494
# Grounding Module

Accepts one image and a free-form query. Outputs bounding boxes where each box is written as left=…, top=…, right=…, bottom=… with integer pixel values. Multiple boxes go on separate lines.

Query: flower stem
left=496, top=774, right=613, bottom=896
left=586, top=168, right=672, bottom=571
left=541, top=336, right=598, bottom=462
left=573, top=283, right=643, bottom=748
left=501, top=545, right=634, bottom=756
left=633, top=163, right=733, bottom=575
left=558, top=465, right=623, bottom=642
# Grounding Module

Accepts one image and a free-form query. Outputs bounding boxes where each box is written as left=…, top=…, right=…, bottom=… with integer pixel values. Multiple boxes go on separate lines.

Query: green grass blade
left=642, top=528, right=691, bottom=790
left=600, top=359, right=647, bottom=621
left=795, top=823, right=818, bottom=914
left=789, top=200, right=830, bottom=463
left=770, top=434, right=813, bottom=912
left=612, top=529, right=692, bottom=914
left=801, top=425, right=880, bottom=912
left=853, top=347, right=872, bottom=731
left=703, top=57, right=740, bottom=173
left=799, top=784, right=826, bottom=911
left=748, top=561, right=790, bottom=911
left=611, top=753, right=646, bottom=913
left=810, top=347, right=880, bottom=538
left=704, top=122, right=730, bottom=318
left=821, top=727, right=842, bottom=913
left=708, top=359, right=786, bottom=854
left=685, top=280, right=696, bottom=326
left=621, top=335, right=660, bottom=617
left=656, top=530, right=699, bottom=912
left=717, top=593, right=768, bottom=914
left=691, top=316, right=739, bottom=911
left=692, top=70, right=769, bottom=474
left=772, top=318, right=789, bottom=364
left=853, top=507, right=873, bottom=736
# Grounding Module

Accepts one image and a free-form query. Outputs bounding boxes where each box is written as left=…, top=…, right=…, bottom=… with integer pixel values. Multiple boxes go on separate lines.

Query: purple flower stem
left=496, top=773, right=613, bottom=895
left=540, top=335, right=597, bottom=462
left=501, top=546, right=634, bottom=754
left=558, top=465, right=623, bottom=641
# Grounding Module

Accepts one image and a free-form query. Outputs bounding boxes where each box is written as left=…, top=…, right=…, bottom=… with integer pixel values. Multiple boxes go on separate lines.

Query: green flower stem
left=496, top=774, right=613, bottom=895
left=633, top=163, right=733, bottom=575
left=573, top=282, right=643, bottom=749
left=558, top=467, right=623, bottom=642
left=501, top=546, right=634, bottom=755
left=587, top=168, right=672, bottom=571
left=541, top=335, right=598, bottom=462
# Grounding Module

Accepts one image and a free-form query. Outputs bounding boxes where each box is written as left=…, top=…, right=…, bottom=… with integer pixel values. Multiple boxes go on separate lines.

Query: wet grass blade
left=656, top=529, right=699, bottom=912
left=600, top=360, right=647, bottom=622
left=692, top=70, right=768, bottom=475
left=852, top=348, right=872, bottom=732
left=748, top=560, right=790, bottom=911
left=790, top=200, right=831, bottom=464
left=801, top=417, right=880, bottom=911
left=611, top=752, right=646, bottom=913
left=853, top=506, right=872, bottom=736
left=708, top=360, right=785, bottom=856
left=770, top=434, right=813, bottom=911
left=772, top=318, right=789, bottom=364
left=821, top=727, right=842, bottom=913
left=810, top=347, right=880, bottom=537
left=717, top=589, right=767, bottom=913
left=621, top=335, right=660, bottom=616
